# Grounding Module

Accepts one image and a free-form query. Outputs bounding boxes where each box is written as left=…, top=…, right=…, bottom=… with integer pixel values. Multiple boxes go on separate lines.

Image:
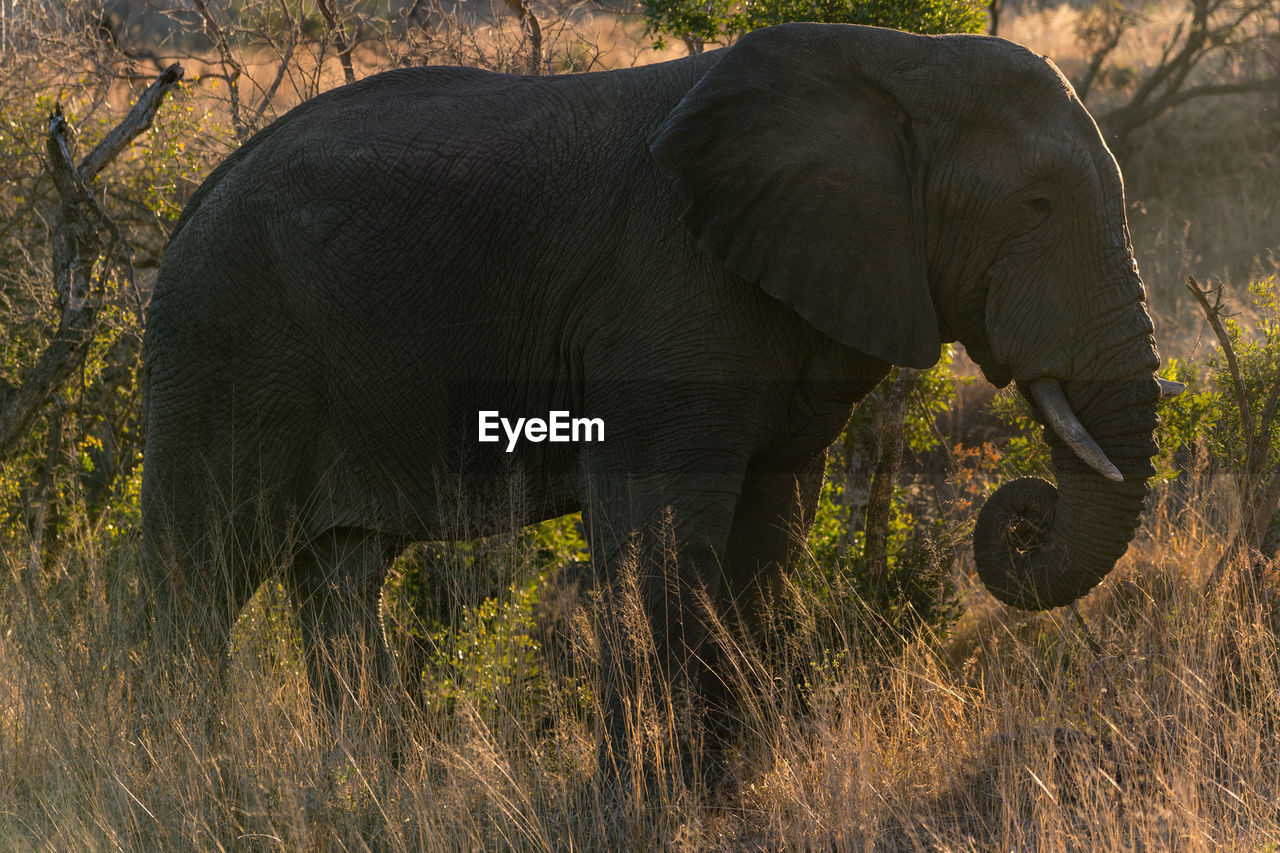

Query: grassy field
left=1, top=3, right=1278, bottom=850
left=2, top=449, right=1277, bottom=848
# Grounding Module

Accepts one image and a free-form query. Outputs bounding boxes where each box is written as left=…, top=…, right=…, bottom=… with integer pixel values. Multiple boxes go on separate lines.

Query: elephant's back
left=164, top=57, right=705, bottom=248
left=165, top=65, right=504, bottom=245
left=150, top=66, right=544, bottom=354
left=154, top=57, right=698, bottom=310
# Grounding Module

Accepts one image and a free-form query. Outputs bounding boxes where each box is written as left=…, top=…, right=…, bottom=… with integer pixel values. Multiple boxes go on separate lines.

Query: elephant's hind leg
left=286, top=528, right=405, bottom=746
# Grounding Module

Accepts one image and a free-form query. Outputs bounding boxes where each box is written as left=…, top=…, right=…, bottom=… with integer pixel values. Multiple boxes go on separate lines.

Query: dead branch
left=1103, top=78, right=1280, bottom=136
left=190, top=0, right=246, bottom=139
left=79, top=63, right=184, bottom=181
left=0, top=65, right=183, bottom=463
left=1075, top=0, right=1134, bottom=101
left=251, top=0, right=300, bottom=123
left=1186, top=276, right=1252, bottom=438
left=1093, top=0, right=1280, bottom=145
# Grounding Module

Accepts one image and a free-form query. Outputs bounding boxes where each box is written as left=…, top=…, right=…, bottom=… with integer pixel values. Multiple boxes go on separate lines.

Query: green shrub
left=802, top=350, right=963, bottom=659
left=644, top=0, right=987, bottom=51
left=0, top=72, right=216, bottom=569
left=386, top=513, right=589, bottom=720
left=1168, top=277, right=1280, bottom=561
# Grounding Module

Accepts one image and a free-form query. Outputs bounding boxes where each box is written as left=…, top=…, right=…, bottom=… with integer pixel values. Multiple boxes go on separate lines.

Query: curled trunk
left=973, top=375, right=1160, bottom=610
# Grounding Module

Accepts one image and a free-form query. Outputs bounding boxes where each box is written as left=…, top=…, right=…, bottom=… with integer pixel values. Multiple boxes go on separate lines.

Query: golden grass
left=2, top=460, right=1278, bottom=850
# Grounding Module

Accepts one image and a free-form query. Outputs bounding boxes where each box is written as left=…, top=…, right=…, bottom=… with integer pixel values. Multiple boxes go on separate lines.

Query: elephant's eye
left=1024, top=197, right=1052, bottom=226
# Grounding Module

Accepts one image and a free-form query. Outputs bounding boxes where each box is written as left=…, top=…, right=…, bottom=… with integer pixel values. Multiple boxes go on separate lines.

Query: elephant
left=141, top=23, right=1173, bottom=751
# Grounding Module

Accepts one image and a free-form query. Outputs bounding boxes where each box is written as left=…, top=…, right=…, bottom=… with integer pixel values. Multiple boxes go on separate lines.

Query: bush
left=0, top=54, right=209, bottom=573
left=1169, top=276, right=1280, bottom=565
left=644, top=0, right=987, bottom=52
left=803, top=351, right=964, bottom=659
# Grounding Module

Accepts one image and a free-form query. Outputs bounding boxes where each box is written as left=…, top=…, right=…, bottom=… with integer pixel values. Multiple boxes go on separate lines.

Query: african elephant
left=141, top=23, right=1172, bottom=744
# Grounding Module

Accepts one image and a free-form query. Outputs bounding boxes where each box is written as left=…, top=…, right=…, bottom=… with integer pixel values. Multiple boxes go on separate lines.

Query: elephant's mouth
left=1024, top=374, right=1182, bottom=482
left=964, top=340, right=1013, bottom=389
left=1026, top=378, right=1123, bottom=482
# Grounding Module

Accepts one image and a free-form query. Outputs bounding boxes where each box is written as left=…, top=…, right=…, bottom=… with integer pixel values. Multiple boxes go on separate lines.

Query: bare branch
left=1088, top=0, right=1278, bottom=145
left=503, top=0, right=544, bottom=74
left=1075, top=0, right=1134, bottom=101
left=191, top=0, right=246, bottom=139
left=252, top=39, right=296, bottom=122
left=1186, top=276, right=1252, bottom=438
left=79, top=63, right=184, bottom=182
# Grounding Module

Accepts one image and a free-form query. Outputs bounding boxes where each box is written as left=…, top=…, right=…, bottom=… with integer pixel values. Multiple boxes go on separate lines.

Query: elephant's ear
left=650, top=25, right=940, bottom=369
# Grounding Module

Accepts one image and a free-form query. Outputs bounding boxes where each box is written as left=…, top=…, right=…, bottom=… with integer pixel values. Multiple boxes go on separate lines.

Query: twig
left=0, top=174, right=47, bottom=242
left=1069, top=603, right=1105, bottom=655
left=190, top=0, right=246, bottom=139
left=252, top=38, right=295, bottom=122
left=1186, top=276, right=1252, bottom=438
left=502, top=0, right=544, bottom=74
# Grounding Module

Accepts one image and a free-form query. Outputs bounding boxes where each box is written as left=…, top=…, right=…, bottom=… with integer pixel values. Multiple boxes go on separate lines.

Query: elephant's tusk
left=1158, top=378, right=1186, bottom=400
left=1029, top=379, right=1124, bottom=483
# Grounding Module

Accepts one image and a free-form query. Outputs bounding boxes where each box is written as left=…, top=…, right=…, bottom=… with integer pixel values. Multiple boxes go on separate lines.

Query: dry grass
left=1, top=462, right=1278, bottom=850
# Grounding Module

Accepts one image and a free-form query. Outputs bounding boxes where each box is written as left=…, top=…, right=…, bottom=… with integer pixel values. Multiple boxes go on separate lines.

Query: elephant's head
left=650, top=23, right=1170, bottom=610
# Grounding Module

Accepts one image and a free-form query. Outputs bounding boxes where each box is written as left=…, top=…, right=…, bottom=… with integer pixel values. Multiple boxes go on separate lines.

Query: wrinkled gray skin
left=142, top=24, right=1162, bottom=742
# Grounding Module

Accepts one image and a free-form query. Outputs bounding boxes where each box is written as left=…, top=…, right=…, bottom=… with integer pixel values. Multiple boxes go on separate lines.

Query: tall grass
left=2, top=460, right=1277, bottom=850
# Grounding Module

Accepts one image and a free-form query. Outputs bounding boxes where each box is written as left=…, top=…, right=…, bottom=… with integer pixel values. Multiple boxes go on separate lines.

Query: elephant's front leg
left=579, top=461, right=745, bottom=775
left=697, top=453, right=828, bottom=748
left=286, top=527, right=405, bottom=750
left=720, top=454, right=827, bottom=639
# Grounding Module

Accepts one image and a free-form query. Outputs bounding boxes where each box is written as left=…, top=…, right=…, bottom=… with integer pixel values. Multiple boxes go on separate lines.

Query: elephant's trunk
left=973, top=369, right=1160, bottom=610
